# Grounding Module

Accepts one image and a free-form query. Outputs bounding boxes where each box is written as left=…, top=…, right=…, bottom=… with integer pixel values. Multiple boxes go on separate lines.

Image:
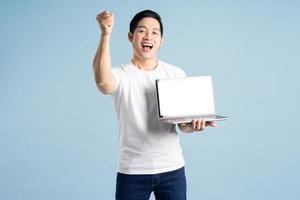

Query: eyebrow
left=137, top=25, right=161, bottom=32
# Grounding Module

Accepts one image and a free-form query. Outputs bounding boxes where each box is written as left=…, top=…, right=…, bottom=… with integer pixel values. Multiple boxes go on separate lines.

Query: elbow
left=92, top=68, right=115, bottom=95
left=95, top=81, right=115, bottom=95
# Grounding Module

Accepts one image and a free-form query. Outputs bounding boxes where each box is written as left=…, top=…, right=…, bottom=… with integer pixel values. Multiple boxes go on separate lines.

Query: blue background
left=1, top=0, right=300, bottom=199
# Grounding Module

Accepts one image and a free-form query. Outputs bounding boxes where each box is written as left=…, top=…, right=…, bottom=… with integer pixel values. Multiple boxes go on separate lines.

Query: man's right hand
left=96, top=11, right=114, bottom=36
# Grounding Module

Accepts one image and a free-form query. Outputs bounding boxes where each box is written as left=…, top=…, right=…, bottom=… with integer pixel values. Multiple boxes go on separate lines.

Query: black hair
left=129, top=10, right=163, bottom=37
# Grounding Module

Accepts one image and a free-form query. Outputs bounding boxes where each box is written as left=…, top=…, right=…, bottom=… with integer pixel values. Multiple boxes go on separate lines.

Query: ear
left=128, top=32, right=133, bottom=42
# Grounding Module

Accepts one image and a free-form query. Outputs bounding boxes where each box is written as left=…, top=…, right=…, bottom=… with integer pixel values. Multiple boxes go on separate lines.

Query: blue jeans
left=115, top=167, right=187, bottom=200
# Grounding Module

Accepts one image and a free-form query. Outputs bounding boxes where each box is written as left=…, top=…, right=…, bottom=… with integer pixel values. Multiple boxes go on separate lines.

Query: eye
left=153, top=31, right=160, bottom=36
left=138, top=28, right=146, bottom=33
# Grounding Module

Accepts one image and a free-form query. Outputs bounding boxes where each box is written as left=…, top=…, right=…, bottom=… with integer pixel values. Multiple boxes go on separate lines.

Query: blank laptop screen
left=156, top=76, right=216, bottom=118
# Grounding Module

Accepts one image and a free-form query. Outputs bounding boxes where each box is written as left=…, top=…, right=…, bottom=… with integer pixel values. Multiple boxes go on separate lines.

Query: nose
left=143, top=31, right=152, bottom=40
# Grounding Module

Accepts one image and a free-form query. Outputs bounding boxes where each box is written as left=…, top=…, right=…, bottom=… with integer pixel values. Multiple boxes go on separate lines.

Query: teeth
left=142, top=44, right=153, bottom=48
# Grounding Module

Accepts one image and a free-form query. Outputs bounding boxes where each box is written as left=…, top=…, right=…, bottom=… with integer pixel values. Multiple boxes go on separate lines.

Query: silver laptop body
left=155, top=76, right=228, bottom=124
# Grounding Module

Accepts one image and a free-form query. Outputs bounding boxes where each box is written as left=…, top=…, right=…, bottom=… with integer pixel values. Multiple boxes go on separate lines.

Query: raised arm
left=93, top=11, right=116, bottom=94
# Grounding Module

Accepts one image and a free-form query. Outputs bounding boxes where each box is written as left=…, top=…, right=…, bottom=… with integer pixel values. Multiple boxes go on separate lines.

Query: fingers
left=191, top=118, right=206, bottom=131
left=96, top=11, right=114, bottom=34
left=192, top=120, right=197, bottom=129
left=97, top=11, right=114, bottom=25
left=191, top=119, right=217, bottom=132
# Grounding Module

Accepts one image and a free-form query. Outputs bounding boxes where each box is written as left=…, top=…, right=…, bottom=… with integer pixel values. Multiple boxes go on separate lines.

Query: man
left=93, top=10, right=215, bottom=200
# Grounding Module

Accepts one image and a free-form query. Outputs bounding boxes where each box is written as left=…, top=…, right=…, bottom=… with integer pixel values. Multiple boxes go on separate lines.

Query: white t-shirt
left=111, top=60, right=186, bottom=174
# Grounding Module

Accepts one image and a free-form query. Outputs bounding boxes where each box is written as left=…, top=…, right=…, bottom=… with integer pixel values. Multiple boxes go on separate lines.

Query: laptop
left=155, top=76, right=228, bottom=124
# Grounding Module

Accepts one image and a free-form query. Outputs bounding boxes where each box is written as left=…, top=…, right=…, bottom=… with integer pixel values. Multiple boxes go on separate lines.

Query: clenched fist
left=96, top=11, right=114, bottom=36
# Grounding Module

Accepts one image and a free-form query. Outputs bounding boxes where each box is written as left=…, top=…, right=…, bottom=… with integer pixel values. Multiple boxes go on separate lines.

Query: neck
left=131, top=58, right=158, bottom=71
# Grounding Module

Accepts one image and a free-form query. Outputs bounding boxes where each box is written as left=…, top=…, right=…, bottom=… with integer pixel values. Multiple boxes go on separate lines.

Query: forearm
left=178, top=123, right=195, bottom=133
left=93, top=34, right=115, bottom=94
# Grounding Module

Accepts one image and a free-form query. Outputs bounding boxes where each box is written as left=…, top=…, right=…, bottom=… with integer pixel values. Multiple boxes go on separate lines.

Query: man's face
left=129, top=17, right=163, bottom=61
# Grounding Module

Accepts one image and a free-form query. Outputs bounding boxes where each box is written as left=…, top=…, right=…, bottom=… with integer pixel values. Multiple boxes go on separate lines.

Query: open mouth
left=141, top=43, right=153, bottom=51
